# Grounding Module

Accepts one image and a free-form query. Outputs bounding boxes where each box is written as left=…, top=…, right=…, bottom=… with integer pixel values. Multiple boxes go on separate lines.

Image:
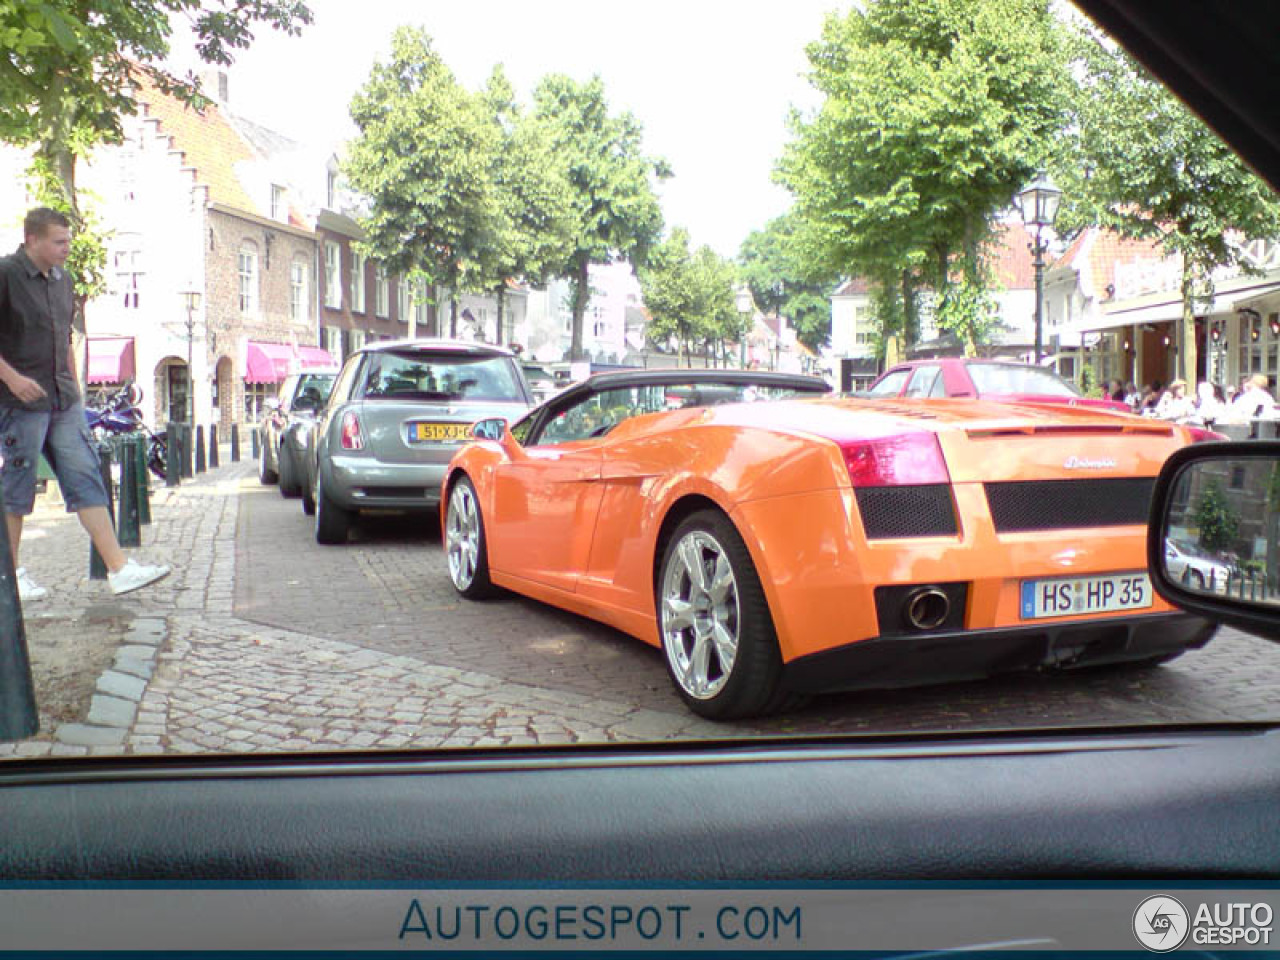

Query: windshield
left=362, top=352, right=526, bottom=403
left=967, top=364, right=1081, bottom=398
left=5, top=0, right=1278, bottom=763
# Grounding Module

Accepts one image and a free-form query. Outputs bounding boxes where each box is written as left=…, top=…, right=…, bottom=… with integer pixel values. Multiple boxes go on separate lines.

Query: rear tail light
left=340, top=411, right=365, bottom=450
left=1186, top=426, right=1227, bottom=444
left=841, top=432, right=950, bottom=487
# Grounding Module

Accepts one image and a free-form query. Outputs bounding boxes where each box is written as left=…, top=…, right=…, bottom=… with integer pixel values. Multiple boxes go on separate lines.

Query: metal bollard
left=251, top=426, right=260, bottom=460
left=179, top=423, right=193, bottom=479
left=209, top=423, right=220, bottom=468
left=135, top=433, right=151, bottom=526
left=117, top=438, right=141, bottom=549
left=195, top=425, right=207, bottom=474
left=231, top=423, right=241, bottom=462
left=0, top=506, right=38, bottom=740
left=89, top=444, right=116, bottom=580
left=165, top=422, right=181, bottom=488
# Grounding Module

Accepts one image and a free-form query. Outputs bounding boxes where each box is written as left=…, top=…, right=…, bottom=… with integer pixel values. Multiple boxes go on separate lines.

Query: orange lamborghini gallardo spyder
left=441, top=369, right=1217, bottom=719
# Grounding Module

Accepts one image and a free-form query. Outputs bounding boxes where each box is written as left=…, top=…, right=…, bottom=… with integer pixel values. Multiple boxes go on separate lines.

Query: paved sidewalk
left=3, top=455, right=731, bottom=757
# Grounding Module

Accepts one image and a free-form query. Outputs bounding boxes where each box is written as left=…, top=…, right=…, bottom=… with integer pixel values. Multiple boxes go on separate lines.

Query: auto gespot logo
left=1133, top=895, right=1274, bottom=951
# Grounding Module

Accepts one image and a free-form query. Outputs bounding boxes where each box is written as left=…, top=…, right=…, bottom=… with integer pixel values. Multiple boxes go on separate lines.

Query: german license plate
left=409, top=421, right=471, bottom=443
left=1020, top=572, right=1153, bottom=619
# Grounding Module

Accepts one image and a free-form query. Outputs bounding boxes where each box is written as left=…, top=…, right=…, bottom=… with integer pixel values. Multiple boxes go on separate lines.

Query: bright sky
left=190, top=0, right=840, bottom=259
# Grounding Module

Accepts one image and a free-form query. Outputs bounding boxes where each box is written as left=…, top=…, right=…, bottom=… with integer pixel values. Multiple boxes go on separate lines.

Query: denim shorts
left=0, top=403, right=109, bottom=515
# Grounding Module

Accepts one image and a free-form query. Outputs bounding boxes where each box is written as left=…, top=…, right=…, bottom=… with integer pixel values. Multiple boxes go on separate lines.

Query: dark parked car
left=258, top=370, right=339, bottom=497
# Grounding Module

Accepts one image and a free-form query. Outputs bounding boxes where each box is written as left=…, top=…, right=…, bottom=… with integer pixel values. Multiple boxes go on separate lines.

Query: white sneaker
left=16, top=567, right=47, bottom=602
left=108, top=558, right=171, bottom=596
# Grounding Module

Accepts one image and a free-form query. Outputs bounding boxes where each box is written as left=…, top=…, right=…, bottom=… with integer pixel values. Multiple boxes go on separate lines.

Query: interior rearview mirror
left=1148, top=441, right=1280, bottom=639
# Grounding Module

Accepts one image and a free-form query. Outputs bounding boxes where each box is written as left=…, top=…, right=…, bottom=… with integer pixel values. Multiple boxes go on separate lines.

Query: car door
left=486, top=390, right=610, bottom=593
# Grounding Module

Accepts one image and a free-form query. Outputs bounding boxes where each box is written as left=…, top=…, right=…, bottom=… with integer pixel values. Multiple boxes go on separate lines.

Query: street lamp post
left=180, top=289, right=202, bottom=430
left=1016, top=173, right=1063, bottom=365
left=735, top=286, right=753, bottom=370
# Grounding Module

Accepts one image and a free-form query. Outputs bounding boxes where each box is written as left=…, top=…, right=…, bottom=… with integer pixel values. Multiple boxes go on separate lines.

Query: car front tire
left=258, top=431, right=277, bottom=485
left=656, top=510, right=797, bottom=720
left=444, top=476, right=496, bottom=600
left=278, top=444, right=300, bottom=498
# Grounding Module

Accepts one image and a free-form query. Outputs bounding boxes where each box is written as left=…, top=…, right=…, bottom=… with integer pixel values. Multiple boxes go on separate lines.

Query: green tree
left=533, top=74, right=669, bottom=362
left=1055, top=24, right=1280, bottom=384
left=346, top=27, right=502, bottom=337
left=0, top=0, right=311, bottom=215
left=777, top=0, right=1066, bottom=352
left=638, top=227, right=700, bottom=365
left=471, top=66, right=575, bottom=344
left=1194, top=478, right=1240, bottom=554
left=738, top=213, right=833, bottom=352
left=690, top=245, right=742, bottom=367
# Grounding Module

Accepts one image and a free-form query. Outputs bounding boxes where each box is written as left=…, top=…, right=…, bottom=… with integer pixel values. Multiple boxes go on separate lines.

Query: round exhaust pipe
left=904, top=587, right=950, bottom=631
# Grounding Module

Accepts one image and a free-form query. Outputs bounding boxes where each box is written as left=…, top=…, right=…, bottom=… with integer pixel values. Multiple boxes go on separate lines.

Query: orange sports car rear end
left=442, top=373, right=1214, bottom=719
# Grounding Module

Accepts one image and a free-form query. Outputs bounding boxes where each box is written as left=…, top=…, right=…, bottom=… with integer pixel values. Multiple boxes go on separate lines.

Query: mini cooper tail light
left=841, top=432, right=950, bottom=487
left=340, top=411, right=365, bottom=450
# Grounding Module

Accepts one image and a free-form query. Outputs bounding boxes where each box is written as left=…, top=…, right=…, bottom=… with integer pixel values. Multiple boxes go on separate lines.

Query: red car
left=865, top=358, right=1131, bottom=413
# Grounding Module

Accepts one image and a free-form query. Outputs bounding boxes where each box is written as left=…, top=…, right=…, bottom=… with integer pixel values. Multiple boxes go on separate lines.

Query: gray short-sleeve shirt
left=0, top=246, right=80, bottom=411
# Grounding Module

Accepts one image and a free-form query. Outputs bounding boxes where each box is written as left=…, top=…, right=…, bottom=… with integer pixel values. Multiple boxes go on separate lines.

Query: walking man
left=0, top=207, right=169, bottom=600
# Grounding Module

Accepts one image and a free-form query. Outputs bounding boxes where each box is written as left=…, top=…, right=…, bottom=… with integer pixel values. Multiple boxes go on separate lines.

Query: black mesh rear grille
left=855, top=485, right=958, bottom=539
left=984, top=477, right=1154, bottom=532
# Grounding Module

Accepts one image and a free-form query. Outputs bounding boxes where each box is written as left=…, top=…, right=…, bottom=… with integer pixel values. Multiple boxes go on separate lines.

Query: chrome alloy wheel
left=446, top=482, right=480, bottom=591
left=661, top=530, right=740, bottom=700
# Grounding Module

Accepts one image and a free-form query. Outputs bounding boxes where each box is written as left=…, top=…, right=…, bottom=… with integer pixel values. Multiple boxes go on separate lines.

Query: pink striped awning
left=244, top=342, right=338, bottom=384
left=87, top=338, right=136, bottom=385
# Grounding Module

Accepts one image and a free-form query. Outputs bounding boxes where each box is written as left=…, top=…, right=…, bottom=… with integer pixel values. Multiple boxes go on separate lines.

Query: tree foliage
left=777, top=0, right=1066, bottom=350
left=639, top=228, right=740, bottom=366
left=1052, top=23, right=1280, bottom=383
left=533, top=74, right=669, bottom=362
left=738, top=213, right=833, bottom=352
left=1194, top=478, right=1240, bottom=554
left=346, top=27, right=503, bottom=336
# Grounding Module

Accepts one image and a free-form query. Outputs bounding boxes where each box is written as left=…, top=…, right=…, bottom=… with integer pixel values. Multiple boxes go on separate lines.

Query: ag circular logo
left=1134, top=895, right=1190, bottom=952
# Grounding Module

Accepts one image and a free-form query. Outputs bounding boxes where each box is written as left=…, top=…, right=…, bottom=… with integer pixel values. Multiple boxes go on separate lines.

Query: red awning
left=244, top=342, right=338, bottom=384
left=87, top=338, right=136, bottom=385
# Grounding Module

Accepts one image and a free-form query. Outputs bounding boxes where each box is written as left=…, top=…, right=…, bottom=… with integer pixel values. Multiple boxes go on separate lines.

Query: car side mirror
left=472, top=418, right=508, bottom=442
left=1147, top=440, right=1280, bottom=640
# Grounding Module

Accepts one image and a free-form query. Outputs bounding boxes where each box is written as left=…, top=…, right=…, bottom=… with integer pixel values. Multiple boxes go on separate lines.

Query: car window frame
left=867, top=368, right=911, bottom=397
left=903, top=364, right=942, bottom=398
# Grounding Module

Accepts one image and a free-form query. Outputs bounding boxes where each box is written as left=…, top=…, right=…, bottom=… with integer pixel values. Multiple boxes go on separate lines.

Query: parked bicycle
left=84, top=381, right=168, bottom=480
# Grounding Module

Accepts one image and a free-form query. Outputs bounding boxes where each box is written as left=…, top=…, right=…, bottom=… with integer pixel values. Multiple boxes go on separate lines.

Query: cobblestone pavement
left=3, top=453, right=1279, bottom=759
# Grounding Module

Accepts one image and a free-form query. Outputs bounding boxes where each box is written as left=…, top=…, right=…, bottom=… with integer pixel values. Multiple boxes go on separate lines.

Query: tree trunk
left=38, top=140, right=89, bottom=390
left=1179, top=258, right=1199, bottom=385
left=901, top=270, right=918, bottom=348
left=495, top=285, right=506, bottom=345
left=570, top=258, right=590, bottom=363
left=449, top=267, right=459, bottom=339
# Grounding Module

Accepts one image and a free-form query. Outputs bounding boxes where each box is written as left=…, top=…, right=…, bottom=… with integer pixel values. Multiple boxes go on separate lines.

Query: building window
left=323, top=242, right=341, bottom=309
left=271, top=184, right=287, bottom=222
left=114, top=236, right=143, bottom=309
left=238, top=247, right=259, bottom=315
left=326, top=170, right=337, bottom=210
left=415, top=280, right=429, bottom=330
left=350, top=329, right=367, bottom=352
left=324, top=326, right=344, bottom=362
left=351, top=252, right=366, bottom=313
left=375, top=266, right=389, bottom=318
left=397, top=280, right=410, bottom=324
left=245, top=383, right=273, bottom=423
left=291, top=262, right=308, bottom=322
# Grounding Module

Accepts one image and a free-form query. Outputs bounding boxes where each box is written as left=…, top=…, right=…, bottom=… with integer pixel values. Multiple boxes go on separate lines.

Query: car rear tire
left=657, top=510, right=798, bottom=720
left=278, top=446, right=300, bottom=498
left=314, top=470, right=352, bottom=545
left=301, top=476, right=316, bottom=516
left=445, top=476, right=496, bottom=600
left=258, top=433, right=277, bottom=485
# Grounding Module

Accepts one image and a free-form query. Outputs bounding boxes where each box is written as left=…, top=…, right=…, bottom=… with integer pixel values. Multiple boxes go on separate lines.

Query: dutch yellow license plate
left=411, top=422, right=471, bottom=442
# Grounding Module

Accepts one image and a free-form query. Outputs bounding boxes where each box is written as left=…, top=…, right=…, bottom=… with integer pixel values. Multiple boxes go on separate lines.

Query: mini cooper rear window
left=363, top=352, right=525, bottom=403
